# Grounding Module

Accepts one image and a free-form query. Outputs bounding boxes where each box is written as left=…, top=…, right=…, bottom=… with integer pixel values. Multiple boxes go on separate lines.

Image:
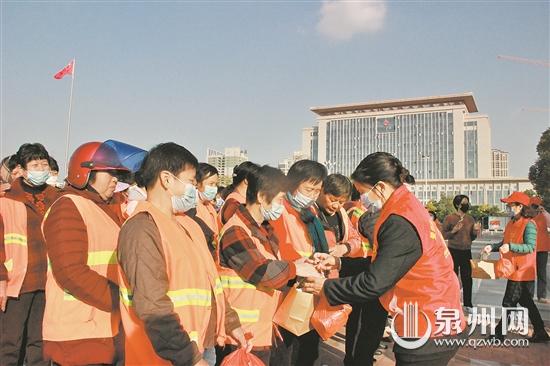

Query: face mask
left=288, top=190, right=315, bottom=209
left=27, top=170, right=50, bottom=186
left=128, top=185, right=147, bottom=201
left=360, top=184, right=383, bottom=211
left=508, top=205, right=520, bottom=218
left=46, top=175, right=58, bottom=187
left=460, top=203, right=470, bottom=213
left=171, top=182, right=197, bottom=213
left=261, top=201, right=285, bottom=221
left=200, top=185, right=217, bottom=201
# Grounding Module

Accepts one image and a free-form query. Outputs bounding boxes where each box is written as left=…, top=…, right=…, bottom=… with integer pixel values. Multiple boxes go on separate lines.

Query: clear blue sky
left=1, top=1, right=548, bottom=177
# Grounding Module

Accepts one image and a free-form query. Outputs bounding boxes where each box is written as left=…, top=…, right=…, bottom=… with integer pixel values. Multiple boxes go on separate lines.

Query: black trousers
left=271, top=328, right=320, bottom=366
left=344, top=299, right=388, bottom=366
left=494, top=280, right=546, bottom=336
left=395, top=348, right=458, bottom=366
left=0, top=290, right=49, bottom=366
left=449, top=248, right=473, bottom=307
left=215, top=344, right=271, bottom=366
left=537, top=251, right=548, bottom=299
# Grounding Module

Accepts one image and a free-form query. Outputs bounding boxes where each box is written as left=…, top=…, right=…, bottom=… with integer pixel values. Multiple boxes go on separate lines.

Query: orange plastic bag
left=220, top=348, right=265, bottom=366
left=310, top=292, right=352, bottom=341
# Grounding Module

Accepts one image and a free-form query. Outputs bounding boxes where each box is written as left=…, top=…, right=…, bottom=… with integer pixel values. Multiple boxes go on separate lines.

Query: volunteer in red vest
left=315, top=174, right=386, bottom=366
left=117, top=142, right=249, bottom=366
left=42, top=141, right=130, bottom=365
left=483, top=192, right=549, bottom=342
left=217, top=165, right=318, bottom=365
left=0, top=143, right=58, bottom=365
left=530, top=196, right=550, bottom=304
left=302, top=152, right=465, bottom=365
left=219, top=162, right=260, bottom=226
left=270, top=159, right=327, bottom=366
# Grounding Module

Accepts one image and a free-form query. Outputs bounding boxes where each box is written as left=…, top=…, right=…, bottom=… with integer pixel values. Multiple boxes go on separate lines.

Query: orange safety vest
left=273, top=199, right=314, bottom=261
left=534, top=212, right=550, bottom=253
left=218, top=213, right=281, bottom=347
left=42, top=194, right=120, bottom=342
left=372, top=185, right=465, bottom=338
left=502, top=217, right=537, bottom=281
left=196, top=198, right=220, bottom=234
left=0, top=198, right=28, bottom=298
left=346, top=205, right=372, bottom=258
left=118, top=201, right=225, bottom=365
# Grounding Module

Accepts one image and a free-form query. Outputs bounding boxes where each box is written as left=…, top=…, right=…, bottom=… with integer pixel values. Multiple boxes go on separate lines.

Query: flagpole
left=64, top=58, right=75, bottom=178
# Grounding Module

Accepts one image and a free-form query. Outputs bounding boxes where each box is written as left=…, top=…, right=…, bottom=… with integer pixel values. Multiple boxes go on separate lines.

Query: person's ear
left=257, top=192, right=267, bottom=206
left=159, top=171, right=171, bottom=190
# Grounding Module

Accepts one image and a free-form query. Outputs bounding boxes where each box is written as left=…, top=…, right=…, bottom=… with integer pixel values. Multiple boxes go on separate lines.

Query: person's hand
left=312, top=253, right=337, bottom=272
left=451, top=221, right=464, bottom=234
left=230, top=327, right=253, bottom=353
left=295, top=261, right=321, bottom=278
left=482, top=245, right=492, bottom=254
left=300, top=277, right=326, bottom=296
left=329, top=244, right=349, bottom=258
left=0, top=280, right=8, bottom=312
left=194, top=359, right=209, bottom=366
left=500, top=243, right=510, bottom=254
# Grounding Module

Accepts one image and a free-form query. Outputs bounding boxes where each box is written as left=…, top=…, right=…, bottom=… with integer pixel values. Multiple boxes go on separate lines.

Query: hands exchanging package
left=293, top=253, right=340, bottom=296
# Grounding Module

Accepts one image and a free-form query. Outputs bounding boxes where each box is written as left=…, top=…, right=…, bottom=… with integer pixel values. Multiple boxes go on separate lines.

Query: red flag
left=54, top=60, right=74, bottom=80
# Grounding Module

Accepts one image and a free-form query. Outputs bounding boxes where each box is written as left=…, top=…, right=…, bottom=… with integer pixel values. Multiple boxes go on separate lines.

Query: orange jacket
left=372, top=185, right=465, bottom=338
left=272, top=198, right=314, bottom=261
left=502, top=217, right=537, bottom=281
left=218, top=213, right=281, bottom=347
left=118, top=201, right=225, bottom=365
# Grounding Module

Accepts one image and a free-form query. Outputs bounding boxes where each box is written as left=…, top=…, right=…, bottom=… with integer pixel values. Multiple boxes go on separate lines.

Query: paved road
left=316, top=233, right=550, bottom=366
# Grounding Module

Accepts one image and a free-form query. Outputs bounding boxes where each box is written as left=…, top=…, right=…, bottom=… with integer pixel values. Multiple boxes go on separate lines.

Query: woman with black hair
left=216, top=165, right=317, bottom=365
left=219, top=161, right=260, bottom=226
left=270, top=159, right=328, bottom=366
left=482, top=192, right=549, bottom=343
left=195, top=163, right=220, bottom=234
left=302, top=152, right=465, bottom=366
left=442, top=195, right=480, bottom=310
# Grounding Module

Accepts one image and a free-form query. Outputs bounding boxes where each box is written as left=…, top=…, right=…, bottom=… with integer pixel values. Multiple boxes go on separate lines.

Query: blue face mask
left=287, top=191, right=315, bottom=210
left=360, top=183, right=383, bottom=211
left=170, top=176, right=197, bottom=213
left=27, top=170, right=50, bottom=186
left=200, top=185, right=218, bottom=201
left=261, top=201, right=285, bottom=221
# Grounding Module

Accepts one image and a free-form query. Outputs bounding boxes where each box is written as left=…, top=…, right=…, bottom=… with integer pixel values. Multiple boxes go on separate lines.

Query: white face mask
left=200, top=185, right=217, bottom=201
left=27, top=170, right=50, bottom=186
left=261, top=201, right=285, bottom=221
left=127, top=185, right=147, bottom=201
left=46, top=175, right=58, bottom=187
left=288, top=190, right=315, bottom=209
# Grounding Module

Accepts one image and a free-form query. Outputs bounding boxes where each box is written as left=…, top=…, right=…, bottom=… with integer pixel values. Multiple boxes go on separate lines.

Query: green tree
left=523, top=189, right=536, bottom=197
left=434, top=194, right=456, bottom=221
left=529, top=128, right=550, bottom=211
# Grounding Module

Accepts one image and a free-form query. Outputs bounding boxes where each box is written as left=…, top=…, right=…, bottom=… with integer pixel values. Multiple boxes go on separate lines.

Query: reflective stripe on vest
left=4, top=233, right=27, bottom=246
left=232, top=307, right=261, bottom=323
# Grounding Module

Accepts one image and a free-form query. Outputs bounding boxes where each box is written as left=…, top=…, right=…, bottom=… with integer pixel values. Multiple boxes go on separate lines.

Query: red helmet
left=67, top=142, right=129, bottom=189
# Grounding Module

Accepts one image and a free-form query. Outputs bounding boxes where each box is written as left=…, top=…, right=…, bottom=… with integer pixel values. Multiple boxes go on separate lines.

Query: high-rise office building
left=492, top=149, right=509, bottom=177
left=206, top=147, right=248, bottom=186
left=308, top=93, right=492, bottom=180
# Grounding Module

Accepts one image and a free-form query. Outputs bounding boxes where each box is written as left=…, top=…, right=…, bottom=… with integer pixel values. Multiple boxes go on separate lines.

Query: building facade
left=278, top=151, right=309, bottom=175
left=408, top=177, right=533, bottom=209
left=206, top=147, right=248, bottom=186
left=308, top=93, right=492, bottom=180
left=492, top=149, right=509, bottom=177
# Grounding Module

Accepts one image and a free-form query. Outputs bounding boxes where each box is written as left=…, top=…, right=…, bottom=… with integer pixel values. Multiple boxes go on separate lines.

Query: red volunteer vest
left=502, top=217, right=537, bottom=281
left=372, top=185, right=465, bottom=338
left=273, top=199, right=314, bottom=261
left=218, top=212, right=281, bottom=347
left=534, top=213, right=550, bottom=253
